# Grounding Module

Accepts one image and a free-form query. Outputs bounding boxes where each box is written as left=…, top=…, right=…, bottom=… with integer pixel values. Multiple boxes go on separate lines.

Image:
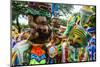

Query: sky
left=59, top=5, right=82, bottom=19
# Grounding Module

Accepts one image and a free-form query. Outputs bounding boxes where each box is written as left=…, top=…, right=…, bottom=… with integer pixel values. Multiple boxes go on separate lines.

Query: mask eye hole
left=73, top=35, right=75, bottom=38
left=77, top=37, right=81, bottom=40
left=84, top=26, right=88, bottom=29
left=69, top=39, right=73, bottom=43
left=12, top=29, right=15, bottom=31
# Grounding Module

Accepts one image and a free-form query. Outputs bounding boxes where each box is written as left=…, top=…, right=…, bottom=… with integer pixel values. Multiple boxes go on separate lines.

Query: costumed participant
left=68, top=26, right=88, bottom=62
left=12, top=29, right=32, bottom=65
left=80, top=6, right=95, bottom=42
left=46, top=35, right=61, bottom=64
left=51, top=3, right=72, bottom=63
left=50, top=17, right=68, bottom=63
left=11, top=26, right=19, bottom=47
left=25, top=2, right=52, bottom=65
left=62, top=5, right=95, bottom=62
left=12, top=2, right=52, bottom=65
left=50, top=18, right=63, bottom=63
left=61, top=36, right=70, bottom=63
left=12, top=28, right=31, bottom=65
left=64, top=5, right=94, bottom=38
left=12, top=36, right=31, bottom=65
left=79, top=6, right=96, bottom=62
left=51, top=17, right=61, bottom=36
left=56, top=13, right=81, bottom=62
left=80, top=6, right=94, bottom=30
left=87, top=27, right=96, bottom=61
left=83, top=12, right=96, bottom=61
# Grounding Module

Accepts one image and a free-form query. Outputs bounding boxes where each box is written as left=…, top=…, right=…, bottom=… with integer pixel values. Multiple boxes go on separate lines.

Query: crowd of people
left=11, top=2, right=96, bottom=66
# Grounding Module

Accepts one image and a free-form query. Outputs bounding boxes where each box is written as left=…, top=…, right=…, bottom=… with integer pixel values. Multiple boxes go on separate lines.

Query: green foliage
left=12, top=1, right=28, bottom=32
left=20, top=24, right=29, bottom=29
left=59, top=4, right=74, bottom=16
left=92, top=6, right=96, bottom=13
left=12, top=1, right=28, bottom=20
left=59, top=19, right=67, bottom=26
left=25, top=7, right=51, bottom=18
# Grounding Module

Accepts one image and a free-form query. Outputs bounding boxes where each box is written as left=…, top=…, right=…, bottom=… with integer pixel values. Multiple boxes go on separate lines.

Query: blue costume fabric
left=31, top=53, right=46, bottom=62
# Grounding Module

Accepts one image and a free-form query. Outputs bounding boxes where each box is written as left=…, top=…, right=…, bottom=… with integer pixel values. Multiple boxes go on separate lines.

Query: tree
left=59, top=4, right=74, bottom=17
left=12, top=1, right=28, bottom=33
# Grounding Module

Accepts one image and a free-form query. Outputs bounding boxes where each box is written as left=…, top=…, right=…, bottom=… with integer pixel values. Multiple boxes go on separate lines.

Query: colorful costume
left=47, top=46, right=57, bottom=64
left=30, top=46, right=46, bottom=64
left=12, top=40, right=30, bottom=65
left=68, top=26, right=88, bottom=61
left=87, top=27, right=96, bottom=61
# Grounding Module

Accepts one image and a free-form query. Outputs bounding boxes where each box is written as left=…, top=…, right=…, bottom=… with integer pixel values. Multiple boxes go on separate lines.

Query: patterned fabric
left=47, top=56, right=56, bottom=64
left=30, top=46, right=46, bottom=64
left=69, top=28, right=87, bottom=48
left=30, top=59, right=46, bottom=64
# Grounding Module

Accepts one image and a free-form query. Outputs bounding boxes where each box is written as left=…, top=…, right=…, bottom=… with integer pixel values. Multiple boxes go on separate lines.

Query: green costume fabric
left=30, top=59, right=46, bottom=64
left=69, top=28, right=87, bottom=48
